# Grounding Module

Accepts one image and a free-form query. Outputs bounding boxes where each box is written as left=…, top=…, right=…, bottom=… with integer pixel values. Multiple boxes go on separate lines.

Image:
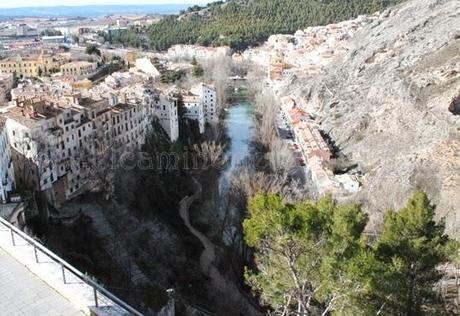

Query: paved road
left=276, top=111, right=307, bottom=186
left=0, top=248, right=84, bottom=315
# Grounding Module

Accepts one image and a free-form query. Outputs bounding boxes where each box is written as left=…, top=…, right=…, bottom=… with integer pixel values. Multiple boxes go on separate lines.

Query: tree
left=12, top=71, right=18, bottom=88
left=40, top=29, right=62, bottom=36
left=243, top=191, right=458, bottom=315
left=191, top=57, right=204, bottom=77
left=243, top=193, right=371, bottom=315
left=86, top=44, right=101, bottom=57
left=370, top=190, right=458, bottom=316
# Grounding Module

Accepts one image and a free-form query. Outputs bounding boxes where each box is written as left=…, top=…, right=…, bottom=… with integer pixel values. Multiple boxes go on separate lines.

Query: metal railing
left=0, top=216, right=143, bottom=316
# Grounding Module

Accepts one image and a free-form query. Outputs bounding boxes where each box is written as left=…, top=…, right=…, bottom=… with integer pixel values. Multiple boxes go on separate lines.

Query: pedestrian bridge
left=0, top=216, right=143, bottom=315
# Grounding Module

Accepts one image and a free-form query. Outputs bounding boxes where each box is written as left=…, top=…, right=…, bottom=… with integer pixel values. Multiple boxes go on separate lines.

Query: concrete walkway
left=0, top=247, right=85, bottom=315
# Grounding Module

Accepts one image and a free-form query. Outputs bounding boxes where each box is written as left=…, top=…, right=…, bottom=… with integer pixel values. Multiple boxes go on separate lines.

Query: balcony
left=0, top=217, right=143, bottom=315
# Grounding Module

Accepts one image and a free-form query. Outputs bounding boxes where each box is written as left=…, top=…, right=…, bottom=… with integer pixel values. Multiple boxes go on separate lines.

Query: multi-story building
left=3, top=102, right=60, bottom=201
left=182, top=93, right=205, bottom=134
left=1, top=89, right=161, bottom=205
left=0, top=117, right=15, bottom=203
left=191, top=83, right=218, bottom=123
left=269, top=54, right=285, bottom=80
left=151, top=91, right=179, bottom=142
left=60, top=61, right=97, bottom=80
left=0, top=54, right=62, bottom=77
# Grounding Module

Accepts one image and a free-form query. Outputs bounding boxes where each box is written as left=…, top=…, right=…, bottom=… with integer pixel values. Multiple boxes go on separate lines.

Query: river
left=215, top=98, right=254, bottom=244
left=219, top=100, right=254, bottom=191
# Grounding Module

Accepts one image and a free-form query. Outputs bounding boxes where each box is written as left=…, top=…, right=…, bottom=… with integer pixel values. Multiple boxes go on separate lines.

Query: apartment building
left=0, top=54, right=61, bottom=77
left=1, top=89, right=160, bottom=205
left=151, top=91, right=179, bottom=142
left=60, top=61, right=97, bottom=80
left=183, top=93, right=205, bottom=134
left=191, top=83, right=218, bottom=123
left=0, top=118, right=15, bottom=203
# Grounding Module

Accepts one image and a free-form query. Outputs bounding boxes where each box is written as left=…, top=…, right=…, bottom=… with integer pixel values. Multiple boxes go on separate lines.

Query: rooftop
left=2, top=106, right=61, bottom=128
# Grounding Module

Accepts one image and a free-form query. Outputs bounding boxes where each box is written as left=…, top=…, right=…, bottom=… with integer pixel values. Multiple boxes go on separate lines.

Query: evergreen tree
left=191, top=57, right=204, bottom=77
left=243, top=191, right=459, bottom=315
left=370, top=190, right=458, bottom=315
left=12, top=71, right=18, bottom=88
left=243, top=193, right=372, bottom=315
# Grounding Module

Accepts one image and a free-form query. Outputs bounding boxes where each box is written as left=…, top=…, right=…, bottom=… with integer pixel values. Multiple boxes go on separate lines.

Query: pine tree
left=370, top=190, right=458, bottom=315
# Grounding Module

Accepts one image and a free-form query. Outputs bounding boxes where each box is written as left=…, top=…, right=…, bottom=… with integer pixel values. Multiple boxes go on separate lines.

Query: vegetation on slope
left=146, top=0, right=405, bottom=51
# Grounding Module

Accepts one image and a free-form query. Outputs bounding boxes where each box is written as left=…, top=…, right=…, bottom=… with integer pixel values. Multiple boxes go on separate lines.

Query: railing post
left=61, top=265, right=67, bottom=284
left=93, top=286, right=99, bottom=307
left=33, top=245, right=39, bottom=263
left=10, top=229, right=15, bottom=246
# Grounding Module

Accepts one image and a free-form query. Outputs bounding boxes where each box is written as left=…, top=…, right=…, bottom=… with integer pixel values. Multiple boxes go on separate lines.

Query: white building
left=191, top=83, right=218, bottom=123
left=0, top=118, right=15, bottom=203
left=183, top=93, right=205, bottom=134
left=3, top=104, right=61, bottom=199
left=151, top=92, right=179, bottom=142
left=1, top=92, right=155, bottom=205
left=167, top=45, right=230, bottom=61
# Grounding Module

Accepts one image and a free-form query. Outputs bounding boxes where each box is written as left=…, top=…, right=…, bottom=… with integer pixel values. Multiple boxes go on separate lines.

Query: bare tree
left=203, top=56, right=233, bottom=116
left=192, top=140, right=228, bottom=171
left=266, top=139, right=296, bottom=174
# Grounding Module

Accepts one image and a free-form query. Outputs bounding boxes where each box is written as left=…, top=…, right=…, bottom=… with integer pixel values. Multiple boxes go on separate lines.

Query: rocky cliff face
left=288, top=0, right=459, bottom=234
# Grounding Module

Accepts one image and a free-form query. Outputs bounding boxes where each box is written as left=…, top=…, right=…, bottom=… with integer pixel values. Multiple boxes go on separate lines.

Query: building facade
left=191, top=83, right=218, bottom=123
left=0, top=54, right=61, bottom=77
left=60, top=61, right=97, bottom=80
left=152, top=93, right=179, bottom=142
left=183, top=94, right=205, bottom=134
left=0, top=118, right=15, bottom=203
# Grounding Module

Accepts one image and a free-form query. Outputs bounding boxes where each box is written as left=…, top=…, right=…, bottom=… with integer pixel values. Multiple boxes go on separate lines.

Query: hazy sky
left=0, top=0, right=208, bottom=9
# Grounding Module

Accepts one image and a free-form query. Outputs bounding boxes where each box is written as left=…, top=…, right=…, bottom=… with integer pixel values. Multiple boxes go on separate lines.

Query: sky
left=0, top=0, right=208, bottom=9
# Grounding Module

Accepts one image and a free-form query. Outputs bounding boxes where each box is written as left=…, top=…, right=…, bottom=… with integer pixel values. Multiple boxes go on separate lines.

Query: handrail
left=0, top=216, right=143, bottom=316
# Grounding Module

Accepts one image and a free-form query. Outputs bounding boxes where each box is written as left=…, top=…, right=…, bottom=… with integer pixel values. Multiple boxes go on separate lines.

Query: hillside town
left=238, top=14, right=382, bottom=198
left=0, top=1, right=459, bottom=315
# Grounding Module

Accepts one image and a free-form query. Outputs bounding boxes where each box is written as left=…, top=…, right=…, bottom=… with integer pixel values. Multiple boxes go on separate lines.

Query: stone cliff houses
left=0, top=48, right=218, bottom=206
left=0, top=117, right=15, bottom=203
left=1, top=90, right=156, bottom=206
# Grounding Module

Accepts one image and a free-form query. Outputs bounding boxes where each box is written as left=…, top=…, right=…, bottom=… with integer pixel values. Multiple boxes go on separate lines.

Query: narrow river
left=215, top=98, right=254, bottom=245
left=219, top=100, right=254, bottom=192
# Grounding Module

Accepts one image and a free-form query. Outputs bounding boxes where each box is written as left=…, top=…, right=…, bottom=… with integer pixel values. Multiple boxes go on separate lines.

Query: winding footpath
left=179, top=178, right=261, bottom=316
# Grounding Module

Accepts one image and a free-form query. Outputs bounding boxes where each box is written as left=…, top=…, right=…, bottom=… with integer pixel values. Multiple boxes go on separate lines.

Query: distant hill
left=147, top=0, right=405, bottom=51
left=0, top=4, right=191, bottom=18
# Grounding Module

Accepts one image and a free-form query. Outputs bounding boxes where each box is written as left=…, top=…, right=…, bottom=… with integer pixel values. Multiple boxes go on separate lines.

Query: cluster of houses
left=243, top=14, right=377, bottom=78
left=281, top=97, right=360, bottom=196
left=0, top=53, right=218, bottom=210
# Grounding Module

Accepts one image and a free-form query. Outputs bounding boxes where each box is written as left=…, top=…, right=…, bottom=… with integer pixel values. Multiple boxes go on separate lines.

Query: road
left=276, top=110, right=308, bottom=186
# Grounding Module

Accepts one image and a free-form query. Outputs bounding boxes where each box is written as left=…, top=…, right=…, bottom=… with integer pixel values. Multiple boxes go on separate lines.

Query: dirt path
left=179, top=178, right=261, bottom=316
